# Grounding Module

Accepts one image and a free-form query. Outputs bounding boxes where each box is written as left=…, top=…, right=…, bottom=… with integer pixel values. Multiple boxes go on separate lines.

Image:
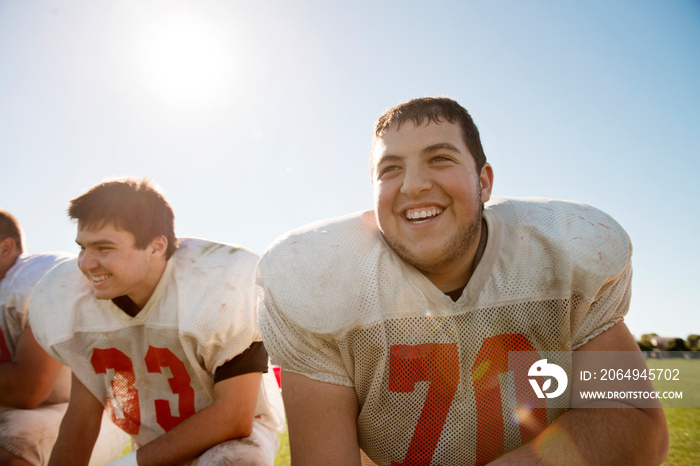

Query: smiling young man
left=29, top=178, right=284, bottom=466
left=257, top=97, right=669, bottom=465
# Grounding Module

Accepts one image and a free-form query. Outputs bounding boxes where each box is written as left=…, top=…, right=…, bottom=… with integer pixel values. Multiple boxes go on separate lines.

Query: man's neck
left=112, top=295, right=142, bottom=317
left=438, top=219, right=489, bottom=301
left=126, top=257, right=168, bottom=311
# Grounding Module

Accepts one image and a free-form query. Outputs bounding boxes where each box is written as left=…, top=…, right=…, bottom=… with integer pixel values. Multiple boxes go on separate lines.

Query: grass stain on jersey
left=198, top=243, right=239, bottom=257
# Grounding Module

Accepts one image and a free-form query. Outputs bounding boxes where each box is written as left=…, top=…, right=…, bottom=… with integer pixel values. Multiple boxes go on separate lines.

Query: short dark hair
left=68, top=178, right=178, bottom=259
left=374, top=97, right=487, bottom=172
left=0, top=209, right=24, bottom=253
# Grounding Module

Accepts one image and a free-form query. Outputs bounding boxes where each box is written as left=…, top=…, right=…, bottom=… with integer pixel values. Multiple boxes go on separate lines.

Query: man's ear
left=0, top=237, right=19, bottom=280
left=149, top=236, right=168, bottom=259
left=0, top=237, right=16, bottom=259
left=479, top=162, right=494, bottom=203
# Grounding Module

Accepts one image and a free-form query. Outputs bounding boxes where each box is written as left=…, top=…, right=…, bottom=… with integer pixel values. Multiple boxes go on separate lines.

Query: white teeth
left=406, top=208, right=443, bottom=221
left=90, top=274, right=111, bottom=283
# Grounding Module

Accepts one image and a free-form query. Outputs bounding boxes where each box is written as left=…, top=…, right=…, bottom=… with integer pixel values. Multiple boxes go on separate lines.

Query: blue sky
left=1, top=0, right=698, bottom=339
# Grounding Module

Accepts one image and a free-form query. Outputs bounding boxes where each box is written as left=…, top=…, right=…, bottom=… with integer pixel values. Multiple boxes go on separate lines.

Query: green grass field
left=646, top=358, right=700, bottom=465
left=273, top=358, right=700, bottom=465
left=274, top=432, right=290, bottom=465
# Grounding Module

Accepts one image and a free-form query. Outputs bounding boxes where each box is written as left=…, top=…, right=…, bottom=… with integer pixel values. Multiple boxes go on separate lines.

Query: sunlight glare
left=141, top=15, right=231, bottom=107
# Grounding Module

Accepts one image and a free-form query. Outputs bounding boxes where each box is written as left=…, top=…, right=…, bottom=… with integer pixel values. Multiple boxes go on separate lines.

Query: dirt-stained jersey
left=30, top=239, right=284, bottom=447
left=0, top=253, right=74, bottom=403
left=257, top=197, right=632, bottom=466
left=0, top=253, right=73, bottom=360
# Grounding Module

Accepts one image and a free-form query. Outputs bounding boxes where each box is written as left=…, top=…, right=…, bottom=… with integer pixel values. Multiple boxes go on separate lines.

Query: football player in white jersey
left=0, top=209, right=128, bottom=466
left=257, top=97, right=669, bottom=465
left=29, top=179, right=284, bottom=466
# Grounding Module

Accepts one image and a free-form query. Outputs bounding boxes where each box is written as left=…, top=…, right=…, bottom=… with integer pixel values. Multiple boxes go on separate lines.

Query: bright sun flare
left=141, top=15, right=231, bottom=106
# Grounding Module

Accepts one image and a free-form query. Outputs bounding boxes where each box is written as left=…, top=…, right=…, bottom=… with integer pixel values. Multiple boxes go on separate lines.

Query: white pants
left=0, top=402, right=130, bottom=466
left=192, top=419, right=280, bottom=466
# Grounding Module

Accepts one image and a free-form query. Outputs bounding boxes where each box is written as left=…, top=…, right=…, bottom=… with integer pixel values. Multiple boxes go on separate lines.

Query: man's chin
left=391, top=243, right=452, bottom=272
left=90, top=289, right=116, bottom=301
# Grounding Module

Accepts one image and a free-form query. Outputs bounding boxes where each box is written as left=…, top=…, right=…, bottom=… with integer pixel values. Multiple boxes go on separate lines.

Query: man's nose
left=400, top=166, right=432, bottom=197
left=78, top=250, right=97, bottom=271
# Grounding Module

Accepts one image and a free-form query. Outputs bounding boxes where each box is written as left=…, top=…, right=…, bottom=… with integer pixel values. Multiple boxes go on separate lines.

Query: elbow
left=641, top=409, right=670, bottom=465
left=10, top=391, right=47, bottom=410
left=227, top=418, right=255, bottom=440
left=17, top=381, right=55, bottom=409
left=651, top=419, right=670, bottom=465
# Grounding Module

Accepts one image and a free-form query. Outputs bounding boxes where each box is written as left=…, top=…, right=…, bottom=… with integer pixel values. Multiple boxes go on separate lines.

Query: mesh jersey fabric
left=0, top=252, right=74, bottom=402
left=30, top=239, right=284, bottom=447
left=257, top=197, right=632, bottom=466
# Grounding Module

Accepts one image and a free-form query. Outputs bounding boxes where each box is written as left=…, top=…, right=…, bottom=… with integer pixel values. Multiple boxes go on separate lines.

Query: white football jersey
left=30, top=239, right=284, bottom=448
left=257, top=197, right=632, bottom=466
left=0, top=252, right=74, bottom=403
left=0, top=253, right=73, bottom=360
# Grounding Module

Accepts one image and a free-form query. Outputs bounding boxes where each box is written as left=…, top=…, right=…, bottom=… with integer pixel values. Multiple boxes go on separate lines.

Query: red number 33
left=91, top=346, right=196, bottom=434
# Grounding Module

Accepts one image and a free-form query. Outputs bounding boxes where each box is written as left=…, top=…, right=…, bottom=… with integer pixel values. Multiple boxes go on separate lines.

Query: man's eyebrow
left=375, top=154, right=404, bottom=165
left=420, top=142, right=461, bottom=155
left=75, top=238, right=118, bottom=247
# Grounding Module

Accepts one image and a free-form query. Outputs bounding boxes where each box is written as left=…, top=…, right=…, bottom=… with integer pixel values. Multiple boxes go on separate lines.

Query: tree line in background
left=638, top=334, right=700, bottom=352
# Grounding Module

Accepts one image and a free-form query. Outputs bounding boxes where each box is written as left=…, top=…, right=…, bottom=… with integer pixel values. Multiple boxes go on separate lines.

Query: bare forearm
left=49, top=373, right=104, bottom=466
left=0, top=362, right=24, bottom=406
left=0, top=327, right=65, bottom=408
left=135, top=403, right=254, bottom=466
left=136, top=373, right=261, bottom=466
left=492, top=407, right=669, bottom=465
left=49, top=410, right=101, bottom=466
left=0, top=361, right=60, bottom=408
left=283, top=372, right=362, bottom=465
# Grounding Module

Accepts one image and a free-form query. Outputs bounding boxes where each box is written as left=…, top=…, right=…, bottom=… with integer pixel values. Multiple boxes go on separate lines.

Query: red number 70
left=388, top=334, right=547, bottom=466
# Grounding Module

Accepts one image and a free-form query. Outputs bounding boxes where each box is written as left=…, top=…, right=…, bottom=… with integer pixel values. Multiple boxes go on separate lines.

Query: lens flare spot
left=472, top=359, right=491, bottom=382
left=532, top=424, right=586, bottom=466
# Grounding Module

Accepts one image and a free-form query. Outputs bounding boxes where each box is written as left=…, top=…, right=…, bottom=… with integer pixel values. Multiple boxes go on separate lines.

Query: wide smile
left=88, top=273, right=112, bottom=285
left=404, top=206, right=443, bottom=224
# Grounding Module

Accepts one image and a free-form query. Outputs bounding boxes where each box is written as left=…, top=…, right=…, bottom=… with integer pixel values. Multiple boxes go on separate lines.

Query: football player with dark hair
left=30, top=178, right=284, bottom=465
left=258, top=97, right=669, bottom=465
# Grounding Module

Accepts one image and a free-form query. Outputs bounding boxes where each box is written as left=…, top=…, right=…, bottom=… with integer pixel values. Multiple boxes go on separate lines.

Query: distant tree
left=638, top=340, right=653, bottom=351
left=687, top=335, right=700, bottom=351
left=639, top=333, right=658, bottom=350
left=668, top=338, right=689, bottom=351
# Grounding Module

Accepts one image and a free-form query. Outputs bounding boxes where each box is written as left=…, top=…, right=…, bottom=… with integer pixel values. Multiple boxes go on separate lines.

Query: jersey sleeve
left=257, top=279, right=353, bottom=387
left=27, top=260, right=81, bottom=365
left=213, top=341, right=269, bottom=383
left=571, top=253, right=633, bottom=349
left=561, top=202, right=634, bottom=349
left=3, top=254, right=74, bottom=347
left=257, top=212, right=383, bottom=388
left=175, top=240, right=264, bottom=376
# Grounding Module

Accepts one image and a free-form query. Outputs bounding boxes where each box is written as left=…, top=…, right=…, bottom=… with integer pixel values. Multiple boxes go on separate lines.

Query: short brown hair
left=0, top=209, right=24, bottom=253
left=374, top=97, right=487, bottom=172
left=68, top=178, right=178, bottom=259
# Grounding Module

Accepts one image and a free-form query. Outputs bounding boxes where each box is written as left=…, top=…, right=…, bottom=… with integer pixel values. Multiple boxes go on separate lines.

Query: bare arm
left=49, top=374, right=104, bottom=466
left=0, top=326, right=66, bottom=408
left=134, top=371, right=263, bottom=466
left=492, top=321, right=669, bottom=465
left=283, top=371, right=362, bottom=465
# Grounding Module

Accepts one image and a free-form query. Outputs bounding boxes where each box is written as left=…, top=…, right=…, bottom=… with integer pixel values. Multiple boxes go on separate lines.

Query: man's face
left=76, top=223, right=165, bottom=308
left=372, top=121, right=493, bottom=288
